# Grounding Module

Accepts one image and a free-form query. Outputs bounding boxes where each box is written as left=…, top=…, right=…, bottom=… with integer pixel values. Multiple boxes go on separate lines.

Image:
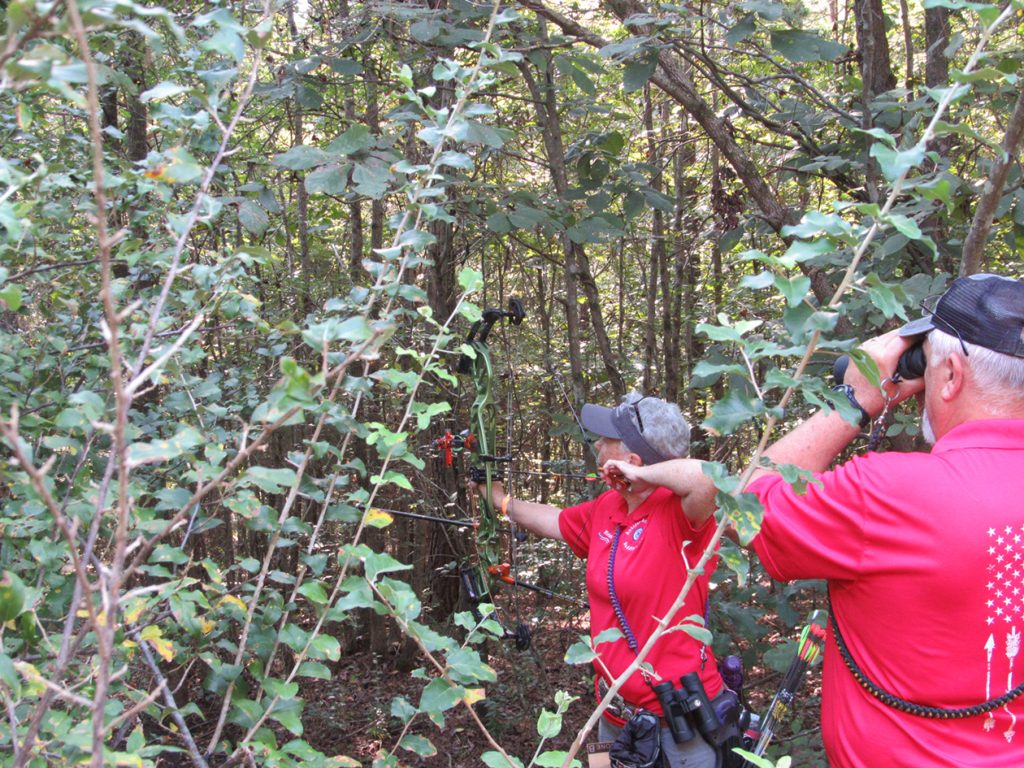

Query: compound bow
left=434, top=297, right=532, bottom=650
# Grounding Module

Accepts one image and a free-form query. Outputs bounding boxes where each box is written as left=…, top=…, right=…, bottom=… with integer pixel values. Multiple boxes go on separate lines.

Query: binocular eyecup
left=652, top=672, right=721, bottom=745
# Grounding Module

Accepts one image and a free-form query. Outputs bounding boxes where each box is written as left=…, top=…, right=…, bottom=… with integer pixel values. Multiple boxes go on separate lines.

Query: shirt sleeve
left=558, top=498, right=595, bottom=559
left=750, top=458, right=869, bottom=582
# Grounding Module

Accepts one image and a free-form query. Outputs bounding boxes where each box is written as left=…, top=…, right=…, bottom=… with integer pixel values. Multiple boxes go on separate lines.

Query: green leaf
left=445, top=647, right=496, bottom=685
left=863, top=273, right=909, bottom=320
left=243, top=466, right=297, bottom=493
left=419, top=678, right=463, bottom=715
left=726, top=15, right=756, bottom=45
left=140, top=81, right=190, bottom=102
left=0, top=572, right=26, bottom=622
left=622, top=56, right=657, bottom=93
left=361, top=551, right=412, bottom=582
left=164, top=147, right=203, bottom=184
left=305, top=165, right=350, bottom=195
left=0, top=284, right=23, bottom=312
left=482, top=752, right=525, bottom=768
left=273, top=146, right=331, bottom=171
left=675, top=622, right=713, bottom=646
left=535, top=752, right=580, bottom=768
left=399, top=734, right=436, bottom=757
left=697, top=315, right=763, bottom=342
left=769, top=29, right=848, bottom=62
left=537, top=709, right=562, bottom=739
left=127, top=426, right=203, bottom=466
left=202, top=28, right=245, bottom=63
left=309, top=634, right=341, bottom=661
left=238, top=200, right=269, bottom=236
left=263, top=679, right=299, bottom=700
left=564, top=639, right=598, bottom=665
left=267, top=698, right=304, bottom=735
left=870, top=143, right=927, bottom=183
left=296, top=661, right=332, bottom=680
left=773, top=274, right=811, bottom=307
left=740, top=0, right=784, bottom=19
left=327, top=125, right=373, bottom=156
left=297, top=582, right=328, bottom=605
left=704, top=390, right=765, bottom=436
left=717, top=491, right=764, bottom=545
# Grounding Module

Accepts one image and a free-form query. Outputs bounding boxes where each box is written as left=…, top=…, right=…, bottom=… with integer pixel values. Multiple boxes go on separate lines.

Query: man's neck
left=624, top=484, right=656, bottom=514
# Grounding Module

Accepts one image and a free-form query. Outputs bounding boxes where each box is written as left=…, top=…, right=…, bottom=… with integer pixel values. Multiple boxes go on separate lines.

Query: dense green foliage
left=0, top=0, right=1022, bottom=765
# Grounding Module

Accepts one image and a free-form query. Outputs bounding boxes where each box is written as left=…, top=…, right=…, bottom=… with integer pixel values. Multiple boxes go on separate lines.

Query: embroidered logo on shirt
left=621, top=521, right=646, bottom=552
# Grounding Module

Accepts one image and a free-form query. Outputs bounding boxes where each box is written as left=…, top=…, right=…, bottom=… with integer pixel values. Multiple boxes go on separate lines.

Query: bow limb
left=468, top=335, right=500, bottom=569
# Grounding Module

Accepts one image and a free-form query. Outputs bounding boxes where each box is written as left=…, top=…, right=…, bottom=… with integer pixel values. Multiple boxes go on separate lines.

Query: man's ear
left=627, top=453, right=644, bottom=467
left=941, top=352, right=966, bottom=402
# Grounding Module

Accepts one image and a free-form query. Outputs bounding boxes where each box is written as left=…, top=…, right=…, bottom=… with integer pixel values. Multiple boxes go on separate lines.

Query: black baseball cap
left=899, top=273, right=1024, bottom=357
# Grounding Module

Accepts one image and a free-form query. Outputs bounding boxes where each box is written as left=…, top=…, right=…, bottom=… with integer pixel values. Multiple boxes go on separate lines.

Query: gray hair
left=928, top=329, right=1024, bottom=407
left=621, top=391, right=691, bottom=460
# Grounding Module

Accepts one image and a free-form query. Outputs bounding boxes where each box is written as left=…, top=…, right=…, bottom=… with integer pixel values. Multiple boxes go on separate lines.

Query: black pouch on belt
left=609, top=710, right=661, bottom=768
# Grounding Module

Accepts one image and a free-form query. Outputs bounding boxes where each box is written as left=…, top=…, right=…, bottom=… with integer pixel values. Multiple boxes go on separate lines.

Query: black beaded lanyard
left=828, top=593, right=1024, bottom=718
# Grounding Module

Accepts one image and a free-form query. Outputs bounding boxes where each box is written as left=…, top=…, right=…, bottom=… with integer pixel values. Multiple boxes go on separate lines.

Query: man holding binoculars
left=605, top=273, right=1024, bottom=766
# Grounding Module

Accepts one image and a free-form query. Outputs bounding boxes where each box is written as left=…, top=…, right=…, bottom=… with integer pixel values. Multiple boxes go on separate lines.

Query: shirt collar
left=931, top=419, right=1024, bottom=453
left=606, top=486, right=674, bottom=526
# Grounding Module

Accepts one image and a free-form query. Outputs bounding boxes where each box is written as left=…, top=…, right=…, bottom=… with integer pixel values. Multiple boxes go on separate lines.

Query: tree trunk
left=960, top=88, right=1024, bottom=276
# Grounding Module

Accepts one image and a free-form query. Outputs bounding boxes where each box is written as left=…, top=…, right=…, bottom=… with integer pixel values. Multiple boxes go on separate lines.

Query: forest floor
left=297, top=595, right=828, bottom=768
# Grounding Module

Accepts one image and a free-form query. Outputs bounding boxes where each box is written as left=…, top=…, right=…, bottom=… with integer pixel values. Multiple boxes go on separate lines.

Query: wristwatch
left=831, top=384, right=871, bottom=429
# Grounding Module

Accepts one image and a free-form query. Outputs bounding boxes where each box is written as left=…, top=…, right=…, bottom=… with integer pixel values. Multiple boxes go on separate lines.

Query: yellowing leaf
left=201, top=619, right=216, bottom=635
left=365, top=508, right=393, bottom=528
left=140, top=627, right=175, bottom=662
left=124, top=599, right=146, bottom=624
left=148, top=636, right=174, bottom=662
left=218, top=595, right=247, bottom=612
left=463, top=687, right=485, bottom=706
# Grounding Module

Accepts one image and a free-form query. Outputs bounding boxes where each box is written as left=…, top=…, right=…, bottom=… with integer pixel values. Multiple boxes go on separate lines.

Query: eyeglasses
left=631, top=396, right=653, bottom=433
left=919, top=295, right=970, bottom=357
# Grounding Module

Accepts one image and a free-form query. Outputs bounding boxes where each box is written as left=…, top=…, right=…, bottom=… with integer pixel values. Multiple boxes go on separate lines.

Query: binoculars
left=652, top=672, right=721, bottom=744
left=834, top=338, right=926, bottom=386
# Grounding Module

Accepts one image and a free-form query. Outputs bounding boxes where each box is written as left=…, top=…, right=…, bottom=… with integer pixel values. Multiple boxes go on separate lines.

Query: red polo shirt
left=560, top=486, right=723, bottom=717
left=751, top=419, right=1024, bottom=767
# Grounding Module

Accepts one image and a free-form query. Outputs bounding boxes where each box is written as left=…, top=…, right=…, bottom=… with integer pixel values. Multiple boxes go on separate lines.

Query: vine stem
left=560, top=5, right=1017, bottom=766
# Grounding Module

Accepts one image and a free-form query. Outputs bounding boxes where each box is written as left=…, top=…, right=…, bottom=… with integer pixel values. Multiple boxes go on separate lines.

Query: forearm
left=607, top=459, right=718, bottom=526
left=748, top=408, right=861, bottom=484
left=625, top=458, right=709, bottom=498
left=504, top=496, right=564, bottom=541
left=484, top=481, right=564, bottom=540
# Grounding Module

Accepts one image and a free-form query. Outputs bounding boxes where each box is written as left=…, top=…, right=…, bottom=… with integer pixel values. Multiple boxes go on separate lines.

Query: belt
left=597, top=677, right=646, bottom=723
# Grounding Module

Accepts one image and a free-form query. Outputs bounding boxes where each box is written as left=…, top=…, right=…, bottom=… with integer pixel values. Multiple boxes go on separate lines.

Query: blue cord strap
left=607, top=525, right=641, bottom=654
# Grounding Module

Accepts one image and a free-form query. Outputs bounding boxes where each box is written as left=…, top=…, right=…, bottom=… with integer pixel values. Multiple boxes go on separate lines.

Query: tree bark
left=960, top=87, right=1024, bottom=276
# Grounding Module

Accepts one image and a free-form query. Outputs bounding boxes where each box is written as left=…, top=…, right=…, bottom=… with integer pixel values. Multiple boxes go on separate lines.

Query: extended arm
left=480, top=480, right=565, bottom=541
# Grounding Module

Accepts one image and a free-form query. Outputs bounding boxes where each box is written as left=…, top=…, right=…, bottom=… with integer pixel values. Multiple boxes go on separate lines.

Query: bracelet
left=500, top=494, right=512, bottom=517
left=831, top=384, right=871, bottom=429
